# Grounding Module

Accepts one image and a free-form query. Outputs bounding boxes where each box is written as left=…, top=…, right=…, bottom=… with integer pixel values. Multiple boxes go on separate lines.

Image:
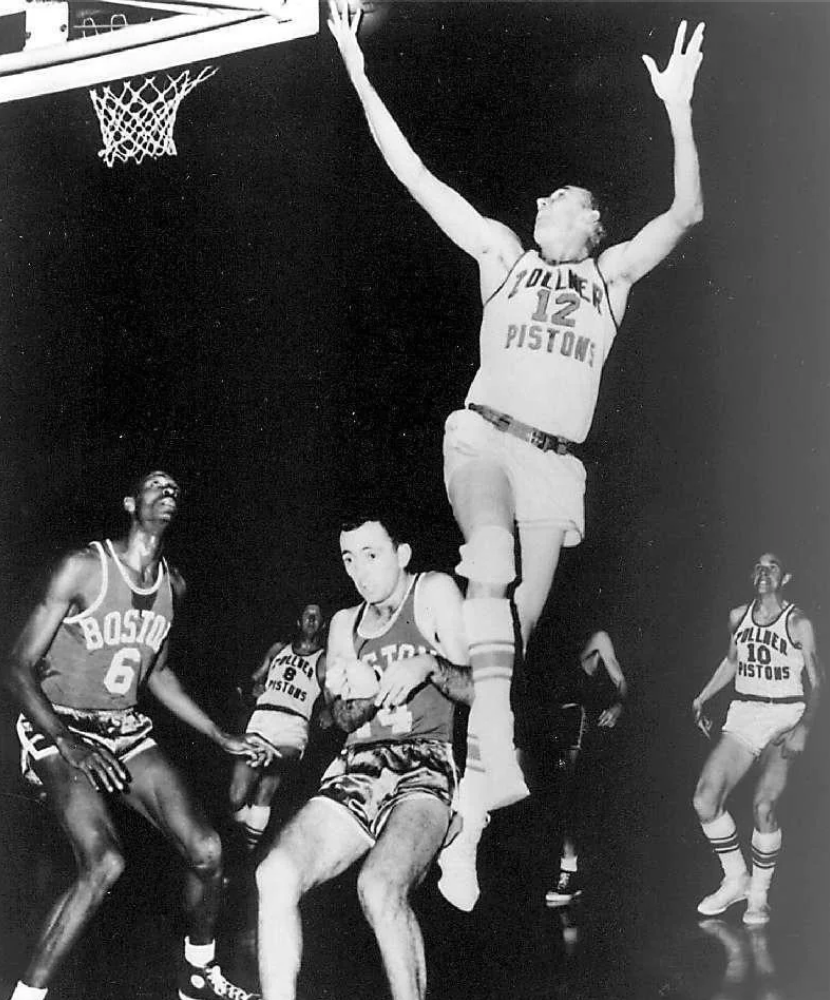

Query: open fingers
left=672, top=19, right=688, bottom=58
left=84, top=748, right=129, bottom=793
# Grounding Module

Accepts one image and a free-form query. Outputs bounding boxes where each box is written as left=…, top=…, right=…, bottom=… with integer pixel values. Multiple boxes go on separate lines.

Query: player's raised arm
left=599, top=21, right=704, bottom=291
left=327, top=0, right=519, bottom=265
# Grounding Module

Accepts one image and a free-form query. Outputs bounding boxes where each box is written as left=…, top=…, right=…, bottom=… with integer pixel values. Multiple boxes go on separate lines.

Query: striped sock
left=463, top=598, right=528, bottom=810
left=701, top=813, right=747, bottom=881
left=749, top=828, right=781, bottom=899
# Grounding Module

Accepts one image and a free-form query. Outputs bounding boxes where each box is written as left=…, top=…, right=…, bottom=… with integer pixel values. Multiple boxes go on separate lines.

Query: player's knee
left=256, top=848, right=302, bottom=904
left=357, top=865, right=405, bottom=924
left=187, top=828, right=223, bottom=876
left=752, top=796, right=778, bottom=830
left=456, top=525, right=515, bottom=586
left=81, top=845, right=125, bottom=895
left=693, top=781, right=721, bottom=823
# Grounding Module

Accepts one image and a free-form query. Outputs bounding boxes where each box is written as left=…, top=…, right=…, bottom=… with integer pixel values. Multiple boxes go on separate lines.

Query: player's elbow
left=673, top=197, right=704, bottom=229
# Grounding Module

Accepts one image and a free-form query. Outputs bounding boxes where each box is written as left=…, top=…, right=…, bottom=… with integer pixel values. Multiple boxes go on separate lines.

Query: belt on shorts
left=736, top=694, right=804, bottom=705
left=467, top=403, right=578, bottom=457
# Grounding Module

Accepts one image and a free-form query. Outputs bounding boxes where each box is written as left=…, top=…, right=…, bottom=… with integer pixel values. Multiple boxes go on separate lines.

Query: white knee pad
left=455, top=526, right=515, bottom=585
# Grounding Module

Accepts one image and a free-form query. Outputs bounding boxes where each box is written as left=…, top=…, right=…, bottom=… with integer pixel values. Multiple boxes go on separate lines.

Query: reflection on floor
left=1, top=776, right=827, bottom=1000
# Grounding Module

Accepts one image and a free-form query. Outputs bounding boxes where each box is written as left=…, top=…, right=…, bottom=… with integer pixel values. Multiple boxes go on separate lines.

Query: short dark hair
left=127, top=469, right=178, bottom=500
left=339, top=507, right=408, bottom=549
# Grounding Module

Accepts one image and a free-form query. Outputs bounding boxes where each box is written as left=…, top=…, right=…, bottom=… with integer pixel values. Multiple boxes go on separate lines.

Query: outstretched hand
left=642, top=20, right=705, bottom=107
left=327, top=0, right=365, bottom=80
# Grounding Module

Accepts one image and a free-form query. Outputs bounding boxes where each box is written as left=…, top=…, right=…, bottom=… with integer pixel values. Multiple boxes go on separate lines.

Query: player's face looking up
left=534, top=185, right=602, bottom=251
left=125, top=471, right=181, bottom=526
left=339, top=520, right=411, bottom=606
left=751, top=553, right=790, bottom=594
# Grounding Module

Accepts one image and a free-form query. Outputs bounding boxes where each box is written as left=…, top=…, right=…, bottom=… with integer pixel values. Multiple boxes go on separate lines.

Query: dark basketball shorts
left=16, top=705, right=156, bottom=788
left=550, top=702, right=588, bottom=754
left=313, top=739, right=458, bottom=843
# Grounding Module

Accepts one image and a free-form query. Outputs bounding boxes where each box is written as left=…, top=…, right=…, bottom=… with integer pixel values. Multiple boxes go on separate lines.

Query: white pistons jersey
left=465, top=250, right=618, bottom=443
left=733, top=602, right=805, bottom=701
left=255, top=645, right=323, bottom=722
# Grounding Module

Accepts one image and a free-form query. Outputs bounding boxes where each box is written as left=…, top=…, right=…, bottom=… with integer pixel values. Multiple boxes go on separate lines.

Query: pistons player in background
left=256, top=510, right=472, bottom=1000
left=230, top=603, right=327, bottom=851
left=328, top=0, right=704, bottom=899
left=692, top=552, right=823, bottom=926
left=5, top=471, right=272, bottom=1000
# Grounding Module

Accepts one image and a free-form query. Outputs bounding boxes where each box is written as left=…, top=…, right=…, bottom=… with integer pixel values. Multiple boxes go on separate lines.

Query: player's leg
left=229, top=759, right=263, bottom=851
left=244, top=771, right=283, bottom=851
left=357, top=796, right=450, bottom=1000
left=119, top=746, right=248, bottom=1000
left=447, top=459, right=528, bottom=810
left=742, top=741, right=793, bottom=927
left=513, top=522, right=565, bottom=652
left=692, top=734, right=756, bottom=915
left=256, top=799, right=370, bottom=1000
left=546, top=745, right=582, bottom=907
left=14, top=754, right=126, bottom=996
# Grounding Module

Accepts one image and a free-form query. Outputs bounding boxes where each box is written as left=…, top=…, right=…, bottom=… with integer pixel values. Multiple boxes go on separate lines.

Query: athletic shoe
left=696, top=874, right=750, bottom=916
left=545, top=869, right=583, bottom=907
left=437, top=813, right=489, bottom=912
left=178, top=962, right=261, bottom=1000
left=742, top=896, right=771, bottom=927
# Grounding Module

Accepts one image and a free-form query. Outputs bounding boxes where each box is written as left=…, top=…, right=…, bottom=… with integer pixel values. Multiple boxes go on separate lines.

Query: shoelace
left=205, top=965, right=258, bottom=1000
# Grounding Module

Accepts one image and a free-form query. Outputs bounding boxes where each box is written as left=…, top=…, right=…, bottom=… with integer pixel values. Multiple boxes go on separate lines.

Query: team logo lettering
left=77, top=610, right=170, bottom=653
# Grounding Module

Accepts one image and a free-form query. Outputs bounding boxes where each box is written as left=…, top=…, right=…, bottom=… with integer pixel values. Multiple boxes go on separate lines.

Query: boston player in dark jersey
left=256, top=511, right=472, bottom=1000
left=328, top=2, right=704, bottom=819
left=229, top=603, right=327, bottom=851
left=5, top=471, right=272, bottom=1000
left=692, top=553, right=823, bottom=926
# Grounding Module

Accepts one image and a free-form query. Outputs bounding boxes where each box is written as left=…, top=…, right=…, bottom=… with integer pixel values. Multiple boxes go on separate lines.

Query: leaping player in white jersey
left=230, top=603, right=327, bottom=851
left=328, top=1, right=704, bottom=907
left=692, top=552, right=823, bottom=926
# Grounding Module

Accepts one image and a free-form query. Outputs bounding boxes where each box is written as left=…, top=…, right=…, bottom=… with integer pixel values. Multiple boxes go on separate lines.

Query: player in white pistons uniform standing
left=692, top=553, right=823, bottom=926
left=328, top=3, right=705, bottom=834
left=230, top=603, right=326, bottom=850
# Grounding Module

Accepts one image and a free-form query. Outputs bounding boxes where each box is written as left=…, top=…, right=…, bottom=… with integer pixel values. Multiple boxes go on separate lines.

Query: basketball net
left=90, top=67, right=218, bottom=167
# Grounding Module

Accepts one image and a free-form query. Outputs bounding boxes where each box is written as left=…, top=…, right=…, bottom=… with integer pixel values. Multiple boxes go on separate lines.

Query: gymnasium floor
left=2, top=729, right=827, bottom=1000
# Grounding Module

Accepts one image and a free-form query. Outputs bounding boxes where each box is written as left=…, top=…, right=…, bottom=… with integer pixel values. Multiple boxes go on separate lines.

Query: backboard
left=0, top=0, right=319, bottom=104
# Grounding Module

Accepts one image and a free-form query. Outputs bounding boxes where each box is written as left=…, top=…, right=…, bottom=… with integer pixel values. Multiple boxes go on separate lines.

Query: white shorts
left=722, top=700, right=805, bottom=757
left=247, top=707, right=309, bottom=756
left=442, top=408, right=586, bottom=546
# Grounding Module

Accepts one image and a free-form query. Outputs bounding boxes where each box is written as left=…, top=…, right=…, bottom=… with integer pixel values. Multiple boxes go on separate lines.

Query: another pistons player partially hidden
left=692, top=552, right=823, bottom=927
left=230, top=603, right=327, bottom=851
left=6, top=471, right=271, bottom=1000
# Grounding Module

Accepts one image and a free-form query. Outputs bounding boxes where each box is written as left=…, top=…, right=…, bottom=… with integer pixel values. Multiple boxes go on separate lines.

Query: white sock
left=701, top=813, right=747, bottom=881
left=749, top=828, right=782, bottom=899
left=10, top=984, right=48, bottom=1000
left=184, top=937, right=216, bottom=968
left=561, top=854, right=578, bottom=874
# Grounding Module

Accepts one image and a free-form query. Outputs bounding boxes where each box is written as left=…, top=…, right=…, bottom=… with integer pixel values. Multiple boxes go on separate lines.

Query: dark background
left=0, top=3, right=828, bottom=998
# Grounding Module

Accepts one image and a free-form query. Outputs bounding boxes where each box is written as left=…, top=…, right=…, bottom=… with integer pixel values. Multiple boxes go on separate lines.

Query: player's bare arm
left=147, top=645, right=273, bottom=766
left=5, top=548, right=130, bottom=792
left=777, top=611, right=823, bottom=757
left=692, top=606, right=744, bottom=723
left=599, top=21, right=704, bottom=310
left=587, top=631, right=628, bottom=727
left=327, top=0, right=522, bottom=291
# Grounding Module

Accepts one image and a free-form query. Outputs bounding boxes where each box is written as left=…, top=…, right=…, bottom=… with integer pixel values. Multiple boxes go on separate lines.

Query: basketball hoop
left=89, top=67, right=218, bottom=167
left=79, top=12, right=216, bottom=167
